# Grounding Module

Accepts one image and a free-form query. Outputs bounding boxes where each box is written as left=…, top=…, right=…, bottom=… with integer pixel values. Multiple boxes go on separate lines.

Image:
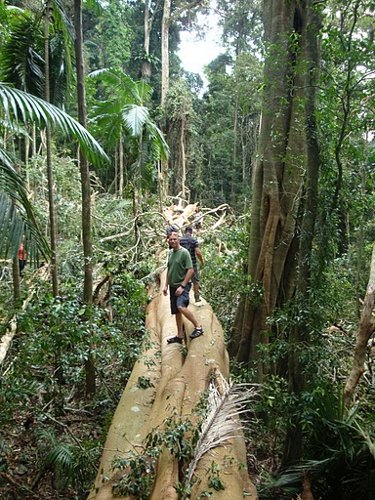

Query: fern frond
left=186, top=371, right=257, bottom=484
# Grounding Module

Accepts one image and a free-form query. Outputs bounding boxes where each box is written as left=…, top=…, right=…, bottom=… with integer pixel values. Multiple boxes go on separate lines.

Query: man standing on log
left=180, top=226, right=204, bottom=302
left=163, top=230, right=204, bottom=344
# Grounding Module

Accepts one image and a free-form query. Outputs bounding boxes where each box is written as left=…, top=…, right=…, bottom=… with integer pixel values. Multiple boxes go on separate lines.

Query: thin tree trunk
left=161, top=0, right=170, bottom=107
left=180, top=117, right=186, bottom=199
left=32, top=123, right=37, bottom=157
left=44, top=0, right=59, bottom=296
left=159, top=0, right=171, bottom=203
left=114, top=147, right=118, bottom=195
left=232, top=89, right=238, bottom=200
left=119, top=139, right=124, bottom=198
left=12, top=256, right=21, bottom=307
left=142, top=0, right=153, bottom=80
left=344, top=242, right=375, bottom=406
left=74, top=0, right=95, bottom=397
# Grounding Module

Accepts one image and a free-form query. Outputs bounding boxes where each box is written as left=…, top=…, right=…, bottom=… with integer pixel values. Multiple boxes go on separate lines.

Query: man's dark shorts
left=170, top=284, right=191, bottom=315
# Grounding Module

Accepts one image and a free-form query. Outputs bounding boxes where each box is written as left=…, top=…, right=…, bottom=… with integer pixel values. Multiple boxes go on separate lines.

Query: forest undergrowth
left=0, top=158, right=374, bottom=499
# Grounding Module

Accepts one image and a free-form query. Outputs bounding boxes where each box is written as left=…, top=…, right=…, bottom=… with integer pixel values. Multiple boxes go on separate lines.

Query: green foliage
left=112, top=416, right=197, bottom=499
left=37, top=428, right=100, bottom=495
left=207, top=460, right=225, bottom=491
left=0, top=8, right=44, bottom=95
left=262, top=408, right=375, bottom=500
left=88, top=68, right=168, bottom=192
left=0, top=268, right=147, bottom=426
left=201, top=218, right=250, bottom=332
left=0, top=83, right=108, bottom=165
left=85, top=0, right=135, bottom=73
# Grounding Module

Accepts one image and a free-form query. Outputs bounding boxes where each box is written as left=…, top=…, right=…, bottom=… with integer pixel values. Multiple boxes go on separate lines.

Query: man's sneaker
left=167, top=336, right=183, bottom=344
left=194, top=292, right=201, bottom=302
left=190, top=327, right=204, bottom=339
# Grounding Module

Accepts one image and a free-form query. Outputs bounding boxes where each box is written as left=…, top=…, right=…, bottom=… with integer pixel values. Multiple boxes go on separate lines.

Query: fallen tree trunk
left=89, top=271, right=257, bottom=499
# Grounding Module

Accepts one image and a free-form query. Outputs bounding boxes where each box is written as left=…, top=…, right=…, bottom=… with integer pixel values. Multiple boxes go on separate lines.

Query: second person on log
left=163, top=230, right=204, bottom=344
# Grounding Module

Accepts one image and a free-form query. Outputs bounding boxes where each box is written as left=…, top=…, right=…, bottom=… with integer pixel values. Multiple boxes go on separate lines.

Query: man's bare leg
left=176, top=312, right=184, bottom=338
left=178, top=306, right=200, bottom=329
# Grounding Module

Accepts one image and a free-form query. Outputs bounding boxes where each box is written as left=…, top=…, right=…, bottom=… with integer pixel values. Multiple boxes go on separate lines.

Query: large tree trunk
left=44, top=0, right=59, bottom=296
left=282, top=2, right=322, bottom=465
left=74, top=0, right=95, bottom=396
left=88, top=273, right=257, bottom=500
left=236, top=1, right=308, bottom=370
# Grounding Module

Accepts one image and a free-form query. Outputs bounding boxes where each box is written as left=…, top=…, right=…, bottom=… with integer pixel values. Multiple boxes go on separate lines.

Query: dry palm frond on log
left=186, top=370, right=257, bottom=486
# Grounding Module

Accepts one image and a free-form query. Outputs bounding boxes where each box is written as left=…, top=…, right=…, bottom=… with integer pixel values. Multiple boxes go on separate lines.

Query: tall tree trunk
left=12, top=255, right=21, bottom=307
left=232, top=88, right=239, bottom=201
left=161, top=0, right=170, bottom=107
left=235, top=1, right=322, bottom=390
left=180, top=117, right=186, bottom=199
left=159, top=0, right=171, bottom=203
left=236, top=1, right=306, bottom=370
left=44, top=0, right=59, bottom=296
left=142, top=0, right=153, bottom=80
left=282, top=1, right=322, bottom=465
left=119, top=138, right=124, bottom=198
left=114, top=147, right=118, bottom=195
left=74, top=0, right=95, bottom=396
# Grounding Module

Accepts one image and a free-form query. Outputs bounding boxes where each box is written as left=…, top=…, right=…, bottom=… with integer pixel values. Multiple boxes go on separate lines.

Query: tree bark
left=12, top=256, right=21, bottom=307
left=44, top=0, right=59, bottom=296
left=89, top=272, right=257, bottom=500
left=344, top=242, right=375, bottom=406
left=118, top=138, right=124, bottom=198
left=74, top=0, right=95, bottom=396
left=179, top=117, right=186, bottom=199
left=236, top=1, right=307, bottom=371
left=161, top=0, right=170, bottom=107
left=142, top=0, right=158, bottom=80
left=282, top=1, right=322, bottom=465
left=159, top=0, right=171, bottom=203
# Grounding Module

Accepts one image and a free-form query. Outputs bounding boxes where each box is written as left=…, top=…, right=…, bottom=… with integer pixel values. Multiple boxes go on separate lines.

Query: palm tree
left=0, top=83, right=108, bottom=263
left=89, top=68, right=169, bottom=198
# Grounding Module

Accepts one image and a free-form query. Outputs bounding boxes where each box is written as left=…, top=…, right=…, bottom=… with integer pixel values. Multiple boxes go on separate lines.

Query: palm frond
left=0, top=12, right=44, bottom=96
left=0, top=159, right=50, bottom=261
left=186, top=371, right=257, bottom=485
left=122, top=104, right=149, bottom=136
left=145, top=121, right=169, bottom=161
left=0, top=83, right=108, bottom=165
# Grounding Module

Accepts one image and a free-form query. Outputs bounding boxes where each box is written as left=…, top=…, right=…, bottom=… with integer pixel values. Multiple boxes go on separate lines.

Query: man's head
left=166, top=225, right=179, bottom=237
left=168, top=231, right=180, bottom=251
left=184, top=226, right=193, bottom=235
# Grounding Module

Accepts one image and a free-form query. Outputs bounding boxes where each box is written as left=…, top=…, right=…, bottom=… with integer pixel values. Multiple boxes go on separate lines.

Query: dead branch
left=93, top=275, right=111, bottom=304
left=99, top=210, right=168, bottom=243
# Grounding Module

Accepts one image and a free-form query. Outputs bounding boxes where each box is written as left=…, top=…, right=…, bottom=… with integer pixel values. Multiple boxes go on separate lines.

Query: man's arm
left=195, top=247, right=204, bottom=266
left=175, top=267, right=194, bottom=296
left=183, top=268, right=194, bottom=286
left=163, top=272, right=169, bottom=296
